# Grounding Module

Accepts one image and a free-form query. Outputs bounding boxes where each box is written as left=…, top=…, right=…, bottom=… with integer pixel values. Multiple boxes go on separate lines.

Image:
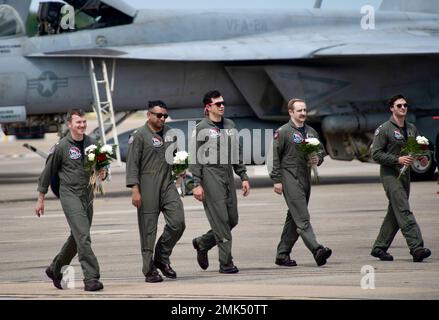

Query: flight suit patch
left=292, top=132, right=304, bottom=144
left=69, top=146, right=82, bottom=160
left=48, top=143, right=59, bottom=155
left=152, top=136, right=163, bottom=147
left=164, top=135, right=174, bottom=143
left=394, top=130, right=403, bottom=140
left=273, top=131, right=279, bottom=140
left=209, top=128, right=221, bottom=138
left=375, top=128, right=380, bottom=136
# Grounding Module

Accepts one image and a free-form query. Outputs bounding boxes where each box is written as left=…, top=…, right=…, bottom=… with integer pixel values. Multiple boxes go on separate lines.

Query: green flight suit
left=37, top=132, right=100, bottom=282
left=189, top=117, right=248, bottom=268
left=371, top=117, right=424, bottom=254
left=269, top=120, right=326, bottom=260
left=126, top=123, right=185, bottom=276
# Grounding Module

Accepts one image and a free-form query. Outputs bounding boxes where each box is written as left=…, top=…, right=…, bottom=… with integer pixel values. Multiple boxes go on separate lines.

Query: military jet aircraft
left=1, top=0, right=438, bottom=179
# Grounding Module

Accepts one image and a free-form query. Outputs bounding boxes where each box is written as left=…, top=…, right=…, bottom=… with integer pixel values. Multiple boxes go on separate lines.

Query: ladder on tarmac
left=88, top=58, right=122, bottom=166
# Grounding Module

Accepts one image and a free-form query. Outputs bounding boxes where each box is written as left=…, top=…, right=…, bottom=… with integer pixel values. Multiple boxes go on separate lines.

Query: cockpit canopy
left=0, top=5, right=25, bottom=38
left=36, top=0, right=136, bottom=36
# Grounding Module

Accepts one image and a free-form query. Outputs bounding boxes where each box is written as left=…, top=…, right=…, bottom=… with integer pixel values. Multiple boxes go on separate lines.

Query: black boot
left=314, top=247, right=332, bottom=266
left=371, top=248, right=394, bottom=261
left=84, top=279, right=104, bottom=291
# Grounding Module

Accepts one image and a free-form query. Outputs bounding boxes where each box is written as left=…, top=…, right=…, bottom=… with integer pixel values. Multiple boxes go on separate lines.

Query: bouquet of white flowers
left=172, top=151, right=189, bottom=197
left=85, top=143, right=118, bottom=195
left=298, top=137, right=321, bottom=183
left=398, top=136, right=430, bottom=180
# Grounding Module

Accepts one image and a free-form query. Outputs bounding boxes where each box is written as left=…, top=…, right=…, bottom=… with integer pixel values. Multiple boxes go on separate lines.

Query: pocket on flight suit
left=162, top=183, right=184, bottom=213
left=140, top=175, right=160, bottom=214
left=382, top=176, right=410, bottom=211
left=202, top=168, right=228, bottom=201
left=60, top=190, right=87, bottom=214
left=282, top=168, right=306, bottom=200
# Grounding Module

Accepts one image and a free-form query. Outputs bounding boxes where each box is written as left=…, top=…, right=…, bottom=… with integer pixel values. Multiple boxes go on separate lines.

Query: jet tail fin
left=0, top=0, right=31, bottom=24
left=379, top=0, right=439, bottom=14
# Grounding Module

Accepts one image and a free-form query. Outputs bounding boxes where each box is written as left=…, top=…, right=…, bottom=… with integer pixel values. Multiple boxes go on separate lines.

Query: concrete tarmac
left=0, top=123, right=438, bottom=300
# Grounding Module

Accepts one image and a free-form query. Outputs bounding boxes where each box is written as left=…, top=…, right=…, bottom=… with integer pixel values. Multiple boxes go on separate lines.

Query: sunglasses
left=394, top=103, right=408, bottom=109
left=210, top=101, right=225, bottom=107
left=150, top=111, right=169, bottom=119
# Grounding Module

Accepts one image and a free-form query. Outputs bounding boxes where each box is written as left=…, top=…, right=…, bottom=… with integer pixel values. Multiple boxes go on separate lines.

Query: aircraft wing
left=313, top=26, right=439, bottom=57
left=26, top=27, right=439, bottom=61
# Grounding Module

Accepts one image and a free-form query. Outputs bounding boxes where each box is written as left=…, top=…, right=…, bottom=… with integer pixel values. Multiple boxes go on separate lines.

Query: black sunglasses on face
left=394, top=103, right=408, bottom=109
left=210, top=101, right=225, bottom=107
left=150, top=111, right=169, bottom=119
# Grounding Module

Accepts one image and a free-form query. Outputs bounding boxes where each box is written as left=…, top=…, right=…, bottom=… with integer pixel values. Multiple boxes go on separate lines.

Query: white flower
left=305, top=138, right=320, bottom=146
left=173, top=151, right=189, bottom=164
left=88, top=153, right=95, bottom=161
left=416, top=136, right=429, bottom=145
left=85, top=144, right=97, bottom=154
left=101, top=144, right=113, bottom=155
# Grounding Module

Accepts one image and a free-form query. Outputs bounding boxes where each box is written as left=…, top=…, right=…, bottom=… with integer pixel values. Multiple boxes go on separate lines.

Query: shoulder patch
left=273, top=130, right=279, bottom=140
left=374, top=128, right=380, bottom=136
left=48, top=142, right=59, bottom=155
left=128, top=130, right=138, bottom=144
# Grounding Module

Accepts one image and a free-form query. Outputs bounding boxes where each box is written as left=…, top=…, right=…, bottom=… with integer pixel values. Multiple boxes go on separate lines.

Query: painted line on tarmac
left=0, top=230, right=128, bottom=243
left=12, top=203, right=276, bottom=219
left=90, top=229, right=128, bottom=235
left=0, top=154, right=39, bottom=159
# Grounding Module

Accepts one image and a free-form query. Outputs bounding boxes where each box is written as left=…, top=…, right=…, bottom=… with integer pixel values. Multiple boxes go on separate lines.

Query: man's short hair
left=203, top=90, right=222, bottom=106
left=388, top=94, right=407, bottom=109
left=67, top=109, right=85, bottom=122
left=148, top=100, right=167, bottom=109
left=287, top=98, right=305, bottom=111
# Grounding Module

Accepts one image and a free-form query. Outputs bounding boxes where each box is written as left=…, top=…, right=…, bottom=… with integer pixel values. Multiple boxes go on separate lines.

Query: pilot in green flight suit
left=370, top=94, right=431, bottom=262
left=126, top=100, right=185, bottom=283
left=269, top=98, right=332, bottom=267
left=35, top=109, right=105, bottom=291
left=190, top=90, right=250, bottom=274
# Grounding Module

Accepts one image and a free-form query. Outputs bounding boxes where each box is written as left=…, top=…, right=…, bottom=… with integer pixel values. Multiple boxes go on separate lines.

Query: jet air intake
left=322, top=113, right=416, bottom=134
